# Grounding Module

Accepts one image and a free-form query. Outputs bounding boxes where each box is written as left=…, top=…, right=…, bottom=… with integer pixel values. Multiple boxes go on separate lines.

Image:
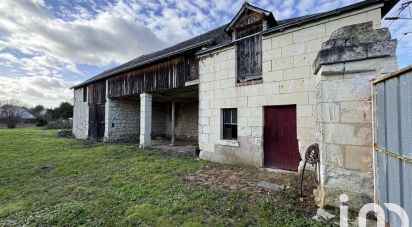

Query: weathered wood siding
left=187, top=56, right=199, bottom=82
left=87, top=80, right=106, bottom=105
left=88, top=104, right=105, bottom=141
left=236, top=34, right=262, bottom=82
left=108, top=57, right=197, bottom=98
left=86, top=80, right=106, bottom=141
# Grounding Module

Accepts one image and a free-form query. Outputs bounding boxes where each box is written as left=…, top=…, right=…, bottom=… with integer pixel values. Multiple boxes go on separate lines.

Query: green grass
left=0, top=128, right=327, bottom=226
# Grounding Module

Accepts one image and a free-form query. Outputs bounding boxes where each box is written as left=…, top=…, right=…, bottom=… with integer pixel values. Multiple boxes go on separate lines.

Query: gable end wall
left=198, top=6, right=382, bottom=168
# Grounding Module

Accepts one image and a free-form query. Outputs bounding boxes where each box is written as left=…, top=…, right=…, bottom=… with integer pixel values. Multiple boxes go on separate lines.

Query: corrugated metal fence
left=373, top=65, right=412, bottom=226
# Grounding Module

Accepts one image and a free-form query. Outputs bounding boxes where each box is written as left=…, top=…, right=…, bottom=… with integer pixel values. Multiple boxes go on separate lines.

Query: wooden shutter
left=236, top=35, right=262, bottom=82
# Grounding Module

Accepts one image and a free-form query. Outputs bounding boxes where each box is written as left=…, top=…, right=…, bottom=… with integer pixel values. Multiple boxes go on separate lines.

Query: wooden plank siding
left=236, top=34, right=262, bottom=82
left=86, top=80, right=106, bottom=141
left=88, top=104, right=105, bottom=141
left=108, top=57, right=198, bottom=98
left=87, top=80, right=106, bottom=105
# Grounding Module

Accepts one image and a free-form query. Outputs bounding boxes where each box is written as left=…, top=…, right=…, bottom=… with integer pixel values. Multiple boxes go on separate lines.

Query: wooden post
left=171, top=101, right=176, bottom=146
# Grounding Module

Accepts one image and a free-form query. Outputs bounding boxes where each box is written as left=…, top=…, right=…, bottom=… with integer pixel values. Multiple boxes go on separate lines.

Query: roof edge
left=71, top=39, right=213, bottom=89
left=262, top=0, right=399, bottom=36
left=225, top=2, right=276, bottom=33
left=71, top=0, right=399, bottom=89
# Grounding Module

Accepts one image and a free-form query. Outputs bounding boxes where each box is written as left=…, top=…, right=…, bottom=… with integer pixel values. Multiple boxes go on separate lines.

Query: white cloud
left=0, top=0, right=385, bottom=74
left=383, top=0, right=412, bottom=66
left=0, top=75, right=75, bottom=107
left=0, top=0, right=409, bottom=108
left=0, top=0, right=168, bottom=66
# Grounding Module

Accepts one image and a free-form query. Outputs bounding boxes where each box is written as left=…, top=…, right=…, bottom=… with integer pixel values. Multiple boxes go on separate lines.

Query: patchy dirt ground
left=183, top=164, right=320, bottom=216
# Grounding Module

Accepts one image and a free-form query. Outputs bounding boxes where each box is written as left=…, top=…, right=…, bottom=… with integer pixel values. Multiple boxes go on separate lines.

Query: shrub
left=44, top=119, right=72, bottom=129
left=36, top=117, right=48, bottom=127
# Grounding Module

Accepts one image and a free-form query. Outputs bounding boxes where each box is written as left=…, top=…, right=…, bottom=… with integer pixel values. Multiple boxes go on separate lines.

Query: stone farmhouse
left=72, top=0, right=399, bottom=208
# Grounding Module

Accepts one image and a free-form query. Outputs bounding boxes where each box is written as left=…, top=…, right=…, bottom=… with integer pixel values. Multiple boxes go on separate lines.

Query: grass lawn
left=0, top=128, right=328, bottom=226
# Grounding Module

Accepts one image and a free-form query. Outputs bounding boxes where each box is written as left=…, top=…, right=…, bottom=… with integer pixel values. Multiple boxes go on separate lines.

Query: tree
left=44, top=102, right=74, bottom=120
left=0, top=99, right=24, bottom=128
left=30, top=105, right=45, bottom=117
left=57, top=102, right=73, bottom=119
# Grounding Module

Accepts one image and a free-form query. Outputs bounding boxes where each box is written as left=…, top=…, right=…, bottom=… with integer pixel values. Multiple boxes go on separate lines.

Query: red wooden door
left=264, top=105, right=300, bottom=171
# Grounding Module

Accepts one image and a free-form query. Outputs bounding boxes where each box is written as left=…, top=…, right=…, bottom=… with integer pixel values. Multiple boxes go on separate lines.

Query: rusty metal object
left=305, top=143, right=320, bottom=165
left=300, top=143, right=320, bottom=200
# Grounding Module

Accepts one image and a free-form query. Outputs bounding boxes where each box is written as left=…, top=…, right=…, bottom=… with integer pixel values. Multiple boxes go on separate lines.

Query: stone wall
left=102, top=98, right=198, bottom=142
left=73, top=88, right=89, bottom=139
left=152, top=102, right=169, bottom=137
left=105, top=98, right=140, bottom=141
left=175, top=102, right=198, bottom=138
left=198, top=6, right=383, bottom=168
left=152, top=102, right=199, bottom=139
left=313, top=22, right=397, bottom=209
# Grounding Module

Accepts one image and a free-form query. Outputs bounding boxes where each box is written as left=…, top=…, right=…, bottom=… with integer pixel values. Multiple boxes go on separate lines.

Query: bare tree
left=0, top=99, right=24, bottom=128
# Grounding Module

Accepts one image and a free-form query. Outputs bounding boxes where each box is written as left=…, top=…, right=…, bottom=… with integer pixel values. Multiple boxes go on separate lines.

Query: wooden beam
left=153, top=93, right=191, bottom=103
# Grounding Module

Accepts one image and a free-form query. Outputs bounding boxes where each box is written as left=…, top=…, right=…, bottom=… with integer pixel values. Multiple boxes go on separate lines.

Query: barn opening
left=151, top=86, right=199, bottom=147
left=81, top=52, right=201, bottom=149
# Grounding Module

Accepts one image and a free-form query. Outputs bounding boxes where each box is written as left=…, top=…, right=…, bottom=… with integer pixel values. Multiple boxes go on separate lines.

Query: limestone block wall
left=73, top=88, right=89, bottom=139
left=152, top=103, right=169, bottom=137
left=106, top=98, right=140, bottom=141
left=152, top=102, right=199, bottom=139
left=313, top=22, right=397, bottom=209
left=198, top=6, right=382, bottom=168
left=103, top=98, right=198, bottom=142
left=175, top=102, right=198, bottom=138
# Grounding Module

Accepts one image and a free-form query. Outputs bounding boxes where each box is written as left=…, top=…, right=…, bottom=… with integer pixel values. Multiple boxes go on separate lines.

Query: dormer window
left=236, top=20, right=263, bottom=39
left=225, top=3, right=277, bottom=84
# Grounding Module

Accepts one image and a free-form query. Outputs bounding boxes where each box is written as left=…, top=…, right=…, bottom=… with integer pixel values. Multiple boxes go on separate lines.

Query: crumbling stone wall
left=313, top=22, right=397, bottom=209
left=198, top=6, right=383, bottom=168
left=73, top=88, right=89, bottom=139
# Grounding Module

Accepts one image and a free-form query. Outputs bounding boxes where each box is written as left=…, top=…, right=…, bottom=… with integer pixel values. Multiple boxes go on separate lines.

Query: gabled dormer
left=227, top=3, right=277, bottom=84
left=225, top=2, right=277, bottom=41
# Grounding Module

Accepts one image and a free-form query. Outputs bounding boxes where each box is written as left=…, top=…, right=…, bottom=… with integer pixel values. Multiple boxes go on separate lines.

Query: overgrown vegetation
left=44, top=102, right=73, bottom=120
left=0, top=128, right=329, bottom=226
left=33, top=102, right=74, bottom=128
left=44, top=119, right=72, bottom=129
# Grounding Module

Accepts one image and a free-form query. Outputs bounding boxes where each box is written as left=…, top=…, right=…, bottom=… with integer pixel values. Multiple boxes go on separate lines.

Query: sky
left=0, top=0, right=410, bottom=108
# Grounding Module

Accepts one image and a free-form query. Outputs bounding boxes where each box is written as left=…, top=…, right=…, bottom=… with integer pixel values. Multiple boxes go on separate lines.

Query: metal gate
left=373, top=66, right=412, bottom=226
